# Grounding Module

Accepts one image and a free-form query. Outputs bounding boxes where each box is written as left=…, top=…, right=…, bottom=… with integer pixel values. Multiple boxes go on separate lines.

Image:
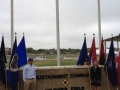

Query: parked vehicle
left=34, top=56, right=46, bottom=60
left=55, top=56, right=67, bottom=60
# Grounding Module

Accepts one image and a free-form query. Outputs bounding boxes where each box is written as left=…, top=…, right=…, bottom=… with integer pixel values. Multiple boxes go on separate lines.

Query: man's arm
left=23, top=66, right=26, bottom=82
left=34, top=66, right=36, bottom=79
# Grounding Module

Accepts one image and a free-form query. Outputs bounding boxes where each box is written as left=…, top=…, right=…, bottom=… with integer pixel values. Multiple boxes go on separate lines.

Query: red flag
left=116, top=49, right=120, bottom=85
left=89, top=37, right=97, bottom=64
left=99, top=37, right=106, bottom=65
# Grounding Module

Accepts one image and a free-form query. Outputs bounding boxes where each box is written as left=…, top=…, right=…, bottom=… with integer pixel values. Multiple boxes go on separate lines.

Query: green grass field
left=33, top=59, right=77, bottom=67
left=27, top=54, right=78, bottom=59
left=6, top=54, right=78, bottom=68
left=5, top=59, right=77, bottom=68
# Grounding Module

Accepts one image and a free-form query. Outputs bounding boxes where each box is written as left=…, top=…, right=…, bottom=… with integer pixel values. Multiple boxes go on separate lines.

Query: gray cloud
left=0, top=0, right=120, bottom=49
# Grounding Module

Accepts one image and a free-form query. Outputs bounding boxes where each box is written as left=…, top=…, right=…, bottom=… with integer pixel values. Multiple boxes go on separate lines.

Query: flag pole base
left=0, top=82, right=5, bottom=90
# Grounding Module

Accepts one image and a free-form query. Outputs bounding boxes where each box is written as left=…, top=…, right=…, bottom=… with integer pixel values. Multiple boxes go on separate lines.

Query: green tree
left=27, top=47, right=34, bottom=53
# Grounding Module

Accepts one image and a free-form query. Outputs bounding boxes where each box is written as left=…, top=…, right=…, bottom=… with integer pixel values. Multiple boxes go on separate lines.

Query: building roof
left=104, top=34, right=120, bottom=41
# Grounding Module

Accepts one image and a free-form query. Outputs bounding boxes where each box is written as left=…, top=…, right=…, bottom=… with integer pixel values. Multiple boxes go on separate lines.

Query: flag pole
left=11, top=0, right=14, bottom=52
left=2, top=34, right=8, bottom=90
left=105, top=34, right=114, bottom=90
left=116, top=86, right=118, bottom=90
left=93, top=34, right=95, bottom=63
left=5, top=67, right=7, bottom=90
left=105, top=66, right=110, bottom=90
left=88, top=65, right=92, bottom=90
left=98, top=0, right=101, bottom=53
left=17, top=33, right=25, bottom=90
left=17, top=82, right=19, bottom=90
left=112, top=34, right=119, bottom=90
left=56, top=0, right=60, bottom=66
left=85, top=33, right=92, bottom=90
left=15, top=33, right=19, bottom=90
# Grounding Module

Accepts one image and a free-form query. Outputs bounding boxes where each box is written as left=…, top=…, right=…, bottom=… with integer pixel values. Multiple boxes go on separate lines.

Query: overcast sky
left=0, top=0, right=120, bottom=49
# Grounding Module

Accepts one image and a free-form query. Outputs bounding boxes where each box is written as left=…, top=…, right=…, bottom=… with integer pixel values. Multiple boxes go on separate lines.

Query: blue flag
left=16, top=36, right=27, bottom=68
left=0, top=36, right=6, bottom=88
left=7, top=36, right=27, bottom=90
left=77, top=37, right=88, bottom=65
left=106, top=37, right=118, bottom=86
left=7, top=36, right=18, bottom=90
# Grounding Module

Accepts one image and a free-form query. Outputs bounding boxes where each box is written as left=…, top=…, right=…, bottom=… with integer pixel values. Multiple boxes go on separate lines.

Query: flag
left=0, top=36, right=6, bottom=88
left=7, top=36, right=27, bottom=90
left=77, top=37, right=88, bottom=65
left=116, top=49, right=120, bottom=85
left=89, top=37, right=97, bottom=64
left=99, top=37, right=106, bottom=65
left=16, top=36, right=27, bottom=68
left=1, top=36, right=7, bottom=63
left=7, top=36, right=18, bottom=90
left=106, top=37, right=118, bottom=86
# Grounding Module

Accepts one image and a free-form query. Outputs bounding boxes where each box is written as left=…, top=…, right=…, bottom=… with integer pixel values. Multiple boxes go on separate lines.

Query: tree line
left=26, top=47, right=119, bottom=55
left=26, top=48, right=80, bottom=54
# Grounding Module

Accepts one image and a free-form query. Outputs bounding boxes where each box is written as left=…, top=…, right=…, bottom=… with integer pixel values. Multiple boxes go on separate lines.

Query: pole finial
left=101, top=34, right=103, bottom=37
left=84, top=33, right=86, bottom=38
left=15, top=32, right=17, bottom=34
left=84, top=33, right=86, bottom=36
left=15, top=32, right=17, bottom=37
left=111, top=34, right=113, bottom=37
left=2, top=33, right=4, bottom=36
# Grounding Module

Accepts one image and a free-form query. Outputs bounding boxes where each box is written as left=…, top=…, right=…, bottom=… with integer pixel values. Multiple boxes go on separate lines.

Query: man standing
left=23, top=58, right=36, bottom=90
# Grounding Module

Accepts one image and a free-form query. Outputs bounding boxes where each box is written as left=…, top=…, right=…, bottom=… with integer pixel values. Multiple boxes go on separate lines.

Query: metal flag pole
left=98, top=0, right=101, bottom=53
left=112, top=34, right=119, bottom=90
left=1, top=34, right=8, bottom=90
left=88, top=65, right=92, bottom=90
left=14, top=33, right=19, bottom=90
left=84, top=33, right=92, bottom=90
left=2, top=34, right=8, bottom=90
left=56, top=0, right=60, bottom=66
left=11, top=0, right=14, bottom=52
left=105, top=34, right=114, bottom=90
left=106, top=65, right=110, bottom=90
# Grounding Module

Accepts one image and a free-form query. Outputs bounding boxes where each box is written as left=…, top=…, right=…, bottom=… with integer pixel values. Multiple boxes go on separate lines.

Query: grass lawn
left=5, top=59, right=77, bottom=68
left=33, top=59, right=77, bottom=67
left=6, top=54, right=78, bottom=60
left=5, top=54, right=78, bottom=68
left=27, top=54, right=78, bottom=59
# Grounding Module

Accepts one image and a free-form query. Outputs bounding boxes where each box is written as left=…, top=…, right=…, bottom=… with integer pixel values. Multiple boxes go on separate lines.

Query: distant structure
left=104, top=34, right=120, bottom=54
left=0, top=48, right=11, bottom=55
left=5, top=48, right=11, bottom=55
